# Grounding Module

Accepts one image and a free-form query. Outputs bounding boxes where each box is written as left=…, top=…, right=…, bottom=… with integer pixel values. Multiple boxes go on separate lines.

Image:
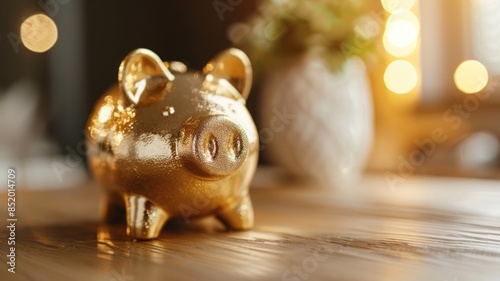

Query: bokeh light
left=384, top=60, right=418, bottom=94
left=383, top=31, right=418, bottom=57
left=454, top=60, right=489, bottom=94
left=20, top=14, right=58, bottom=53
left=385, top=11, right=420, bottom=48
left=381, top=0, right=416, bottom=14
left=97, top=104, right=114, bottom=123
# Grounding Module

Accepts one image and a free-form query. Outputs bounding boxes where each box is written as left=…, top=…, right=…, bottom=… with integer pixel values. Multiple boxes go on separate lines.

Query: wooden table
left=1, top=169, right=500, bottom=281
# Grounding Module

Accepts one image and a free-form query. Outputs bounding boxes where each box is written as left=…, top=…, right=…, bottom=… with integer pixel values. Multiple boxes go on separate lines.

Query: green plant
left=229, top=0, right=378, bottom=75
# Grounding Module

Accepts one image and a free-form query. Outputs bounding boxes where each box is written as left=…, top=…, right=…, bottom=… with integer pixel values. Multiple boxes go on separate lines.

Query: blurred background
left=1, top=0, right=499, bottom=190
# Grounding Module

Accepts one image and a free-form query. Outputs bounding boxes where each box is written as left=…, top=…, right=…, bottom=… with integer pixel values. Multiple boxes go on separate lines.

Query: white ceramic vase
left=259, top=55, right=373, bottom=188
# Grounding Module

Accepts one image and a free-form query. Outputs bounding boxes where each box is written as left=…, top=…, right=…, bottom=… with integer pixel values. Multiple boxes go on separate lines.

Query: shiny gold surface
left=86, top=48, right=258, bottom=240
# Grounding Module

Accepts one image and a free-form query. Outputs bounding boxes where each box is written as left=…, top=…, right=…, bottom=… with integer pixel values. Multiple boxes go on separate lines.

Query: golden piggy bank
left=86, top=48, right=258, bottom=240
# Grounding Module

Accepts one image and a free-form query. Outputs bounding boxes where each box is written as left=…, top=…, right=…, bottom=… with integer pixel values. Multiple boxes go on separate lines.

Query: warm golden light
left=97, top=104, right=114, bottom=123
left=384, top=60, right=418, bottom=94
left=20, top=14, right=58, bottom=53
left=381, top=0, right=415, bottom=14
left=385, top=12, right=419, bottom=48
left=454, top=60, right=489, bottom=94
left=383, top=32, right=418, bottom=57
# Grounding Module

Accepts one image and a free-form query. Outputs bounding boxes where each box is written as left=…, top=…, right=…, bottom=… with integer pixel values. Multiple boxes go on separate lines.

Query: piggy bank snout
left=181, top=115, right=249, bottom=177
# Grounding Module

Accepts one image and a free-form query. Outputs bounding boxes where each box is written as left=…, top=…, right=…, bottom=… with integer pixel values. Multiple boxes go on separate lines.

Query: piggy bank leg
left=102, top=191, right=126, bottom=224
left=125, top=194, right=169, bottom=240
left=216, top=194, right=254, bottom=230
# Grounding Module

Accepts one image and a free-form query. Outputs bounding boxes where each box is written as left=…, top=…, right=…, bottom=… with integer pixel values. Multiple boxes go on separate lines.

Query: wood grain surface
left=1, top=169, right=500, bottom=281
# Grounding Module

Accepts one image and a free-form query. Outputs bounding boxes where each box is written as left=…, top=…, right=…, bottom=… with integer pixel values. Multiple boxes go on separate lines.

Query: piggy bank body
left=86, top=48, right=258, bottom=239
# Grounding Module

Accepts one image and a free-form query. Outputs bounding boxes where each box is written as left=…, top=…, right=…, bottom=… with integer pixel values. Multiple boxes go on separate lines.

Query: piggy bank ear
left=118, top=48, right=175, bottom=106
left=203, top=48, right=252, bottom=100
